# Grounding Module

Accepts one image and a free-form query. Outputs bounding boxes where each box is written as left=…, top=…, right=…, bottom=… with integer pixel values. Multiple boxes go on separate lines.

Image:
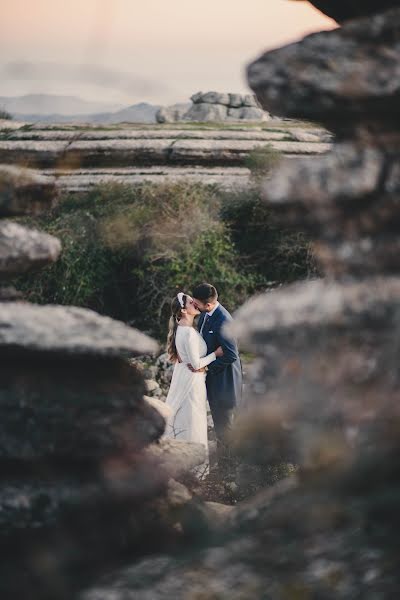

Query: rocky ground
left=0, top=120, right=332, bottom=192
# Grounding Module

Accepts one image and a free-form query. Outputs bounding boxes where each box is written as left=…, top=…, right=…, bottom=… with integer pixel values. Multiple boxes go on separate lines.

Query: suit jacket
left=198, top=304, right=242, bottom=410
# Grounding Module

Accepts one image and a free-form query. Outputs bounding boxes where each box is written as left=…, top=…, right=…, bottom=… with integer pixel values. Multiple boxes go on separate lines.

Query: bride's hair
left=166, top=294, right=187, bottom=362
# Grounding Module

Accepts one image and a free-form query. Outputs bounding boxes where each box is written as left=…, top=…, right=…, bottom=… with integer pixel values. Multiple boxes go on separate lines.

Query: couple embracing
left=164, top=283, right=242, bottom=470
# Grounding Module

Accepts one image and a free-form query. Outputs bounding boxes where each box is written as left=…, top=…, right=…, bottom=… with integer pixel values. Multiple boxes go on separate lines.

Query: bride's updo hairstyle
left=167, top=293, right=187, bottom=362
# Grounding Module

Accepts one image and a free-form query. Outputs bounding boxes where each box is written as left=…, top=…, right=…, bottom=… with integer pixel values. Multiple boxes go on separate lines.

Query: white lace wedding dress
left=164, top=325, right=216, bottom=473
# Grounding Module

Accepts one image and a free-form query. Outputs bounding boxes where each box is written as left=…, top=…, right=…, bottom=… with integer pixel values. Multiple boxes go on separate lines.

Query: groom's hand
left=187, top=364, right=206, bottom=373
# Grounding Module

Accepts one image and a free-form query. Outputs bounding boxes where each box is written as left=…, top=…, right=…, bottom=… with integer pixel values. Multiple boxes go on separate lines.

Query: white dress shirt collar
left=207, top=301, right=220, bottom=317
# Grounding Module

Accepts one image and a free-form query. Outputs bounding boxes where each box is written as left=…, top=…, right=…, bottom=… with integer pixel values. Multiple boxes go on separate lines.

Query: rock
left=144, top=379, right=160, bottom=393
left=164, top=479, right=192, bottom=507
left=247, top=8, right=400, bottom=131
left=262, top=142, right=400, bottom=275
left=144, top=439, right=207, bottom=479
left=243, top=94, right=258, bottom=107
left=229, top=93, right=243, bottom=108
left=0, top=221, right=61, bottom=278
left=0, top=286, right=23, bottom=301
left=0, top=358, right=165, bottom=460
left=306, top=0, right=399, bottom=22
left=0, top=164, right=57, bottom=216
left=190, top=91, right=203, bottom=104
left=184, top=103, right=228, bottom=122
left=201, top=92, right=230, bottom=105
left=227, top=106, right=269, bottom=121
left=227, top=107, right=243, bottom=120
left=144, top=395, right=171, bottom=421
left=241, top=107, right=268, bottom=121
left=0, top=302, right=158, bottom=357
left=155, top=104, right=189, bottom=124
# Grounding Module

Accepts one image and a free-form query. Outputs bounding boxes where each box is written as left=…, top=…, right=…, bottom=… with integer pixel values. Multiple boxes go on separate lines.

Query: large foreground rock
left=248, top=8, right=400, bottom=131
left=262, top=142, right=400, bottom=276
left=0, top=302, right=158, bottom=357
left=306, top=0, right=399, bottom=22
left=0, top=165, right=57, bottom=216
left=228, top=277, right=400, bottom=466
left=0, top=357, right=165, bottom=460
left=0, top=221, right=61, bottom=278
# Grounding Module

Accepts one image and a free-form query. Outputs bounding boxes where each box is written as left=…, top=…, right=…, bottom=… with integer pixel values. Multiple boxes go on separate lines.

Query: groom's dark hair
left=192, top=283, right=218, bottom=303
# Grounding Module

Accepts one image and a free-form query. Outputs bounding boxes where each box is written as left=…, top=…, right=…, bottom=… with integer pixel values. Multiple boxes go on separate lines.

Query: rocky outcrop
left=156, top=91, right=269, bottom=123
left=0, top=136, right=330, bottom=169
left=247, top=9, right=400, bottom=133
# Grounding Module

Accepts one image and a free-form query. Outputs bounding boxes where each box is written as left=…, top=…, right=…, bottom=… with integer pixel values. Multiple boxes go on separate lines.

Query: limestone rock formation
left=247, top=9, right=400, bottom=132
left=156, top=91, right=269, bottom=123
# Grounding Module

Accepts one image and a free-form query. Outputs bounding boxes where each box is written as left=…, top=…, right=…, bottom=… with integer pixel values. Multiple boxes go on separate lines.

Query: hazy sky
left=1, top=0, right=335, bottom=106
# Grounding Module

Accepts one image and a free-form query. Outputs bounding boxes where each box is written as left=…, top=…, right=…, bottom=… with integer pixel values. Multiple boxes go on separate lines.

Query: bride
left=164, top=292, right=223, bottom=469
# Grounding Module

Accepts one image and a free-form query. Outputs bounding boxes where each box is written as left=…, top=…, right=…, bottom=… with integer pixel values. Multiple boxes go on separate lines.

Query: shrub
left=220, top=187, right=316, bottom=285
left=0, top=108, right=12, bottom=120
left=15, top=181, right=314, bottom=339
left=16, top=182, right=253, bottom=339
left=245, top=144, right=283, bottom=180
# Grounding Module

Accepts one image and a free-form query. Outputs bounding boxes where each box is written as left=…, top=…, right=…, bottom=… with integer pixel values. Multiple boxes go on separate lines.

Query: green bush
left=245, top=144, right=283, bottom=180
left=16, top=182, right=252, bottom=338
left=15, top=181, right=314, bottom=339
left=220, top=187, right=316, bottom=285
left=0, top=108, right=12, bottom=120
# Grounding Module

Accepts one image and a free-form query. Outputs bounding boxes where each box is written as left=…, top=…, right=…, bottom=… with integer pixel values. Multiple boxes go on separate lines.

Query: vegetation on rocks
left=14, top=180, right=314, bottom=339
left=0, top=109, right=12, bottom=120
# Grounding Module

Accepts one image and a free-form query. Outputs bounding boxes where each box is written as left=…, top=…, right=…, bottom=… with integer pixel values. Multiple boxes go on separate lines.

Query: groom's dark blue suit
left=198, top=304, right=242, bottom=438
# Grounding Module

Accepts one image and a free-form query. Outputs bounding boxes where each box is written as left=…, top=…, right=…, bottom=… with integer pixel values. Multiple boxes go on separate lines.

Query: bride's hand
left=215, top=346, right=224, bottom=357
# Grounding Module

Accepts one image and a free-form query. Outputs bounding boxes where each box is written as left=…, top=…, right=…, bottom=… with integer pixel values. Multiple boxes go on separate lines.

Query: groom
left=190, top=283, right=242, bottom=442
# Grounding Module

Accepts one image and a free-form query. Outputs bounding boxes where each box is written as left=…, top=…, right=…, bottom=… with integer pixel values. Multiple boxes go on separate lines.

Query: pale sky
left=0, top=0, right=335, bottom=106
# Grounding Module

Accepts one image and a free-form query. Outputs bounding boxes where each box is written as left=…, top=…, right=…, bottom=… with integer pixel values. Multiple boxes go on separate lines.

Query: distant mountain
left=89, top=103, right=161, bottom=124
left=0, top=94, right=123, bottom=116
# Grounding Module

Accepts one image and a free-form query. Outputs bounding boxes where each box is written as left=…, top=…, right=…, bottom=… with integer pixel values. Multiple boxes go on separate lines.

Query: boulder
left=227, top=107, right=243, bottom=120
left=184, top=103, right=228, bottom=122
left=0, top=286, right=22, bottom=301
left=0, top=358, right=165, bottom=460
left=229, top=93, right=243, bottom=108
left=156, top=104, right=189, bottom=124
left=262, top=142, right=400, bottom=276
left=0, top=302, right=158, bottom=358
left=0, top=221, right=61, bottom=278
left=248, top=8, right=400, bottom=131
left=306, top=0, right=399, bottom=22
left=201, top=92, right=230, bottom=105
left=144, top=438, right=207, bottom=479
left=240, top=107, right=268, bottom=121
left=243, top=94, right=258, bottom=107
left=0, top=165, right=57, bottom=216
left=228, top=277, right=400, bottom=466
left=190, top=91, right=203, bottom=104
left=144, top=395, right=171, bottom=421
